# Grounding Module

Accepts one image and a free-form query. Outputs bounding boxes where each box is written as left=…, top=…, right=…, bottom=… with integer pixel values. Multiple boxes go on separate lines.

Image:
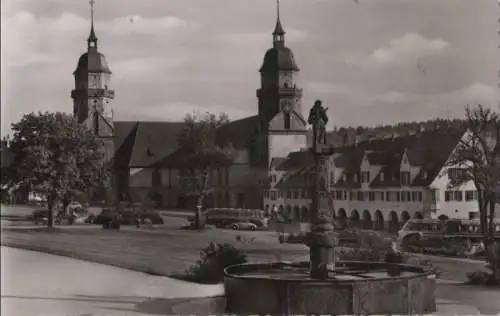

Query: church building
left=71, top=2, right=309, bottom=209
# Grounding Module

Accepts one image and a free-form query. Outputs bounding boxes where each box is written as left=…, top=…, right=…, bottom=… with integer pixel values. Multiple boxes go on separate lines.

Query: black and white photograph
left=1, top=0, right=499, bottom=315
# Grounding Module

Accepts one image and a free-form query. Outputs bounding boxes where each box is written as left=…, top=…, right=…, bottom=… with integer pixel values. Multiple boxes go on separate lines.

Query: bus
left=188, top=208, right=268, bottom=228
left=396, top=218, right=500, bottom=255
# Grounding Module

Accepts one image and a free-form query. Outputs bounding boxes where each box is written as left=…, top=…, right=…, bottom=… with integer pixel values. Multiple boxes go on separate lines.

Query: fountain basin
left=224, top=261, right=436, bottom=315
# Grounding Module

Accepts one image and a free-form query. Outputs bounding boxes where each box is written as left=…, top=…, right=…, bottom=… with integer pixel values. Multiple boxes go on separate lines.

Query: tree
left=7, top=112, right=110, bottom=228
left=176, top=112, right=235, bottom=229
left=445, top=105, right=499, bottom=261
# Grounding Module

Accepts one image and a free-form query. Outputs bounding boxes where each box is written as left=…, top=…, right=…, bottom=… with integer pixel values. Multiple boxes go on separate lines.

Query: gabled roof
left=129, top=122, right=184, bottom=167
left=410, top=128, right=466, bottom=186
left=369, top=165, right=401, bottom=188
left=276, top=165, right=313, bottom=189
left=113, top=122, right=139, bottom=168
left=276, top=150, right=313, bottom=171
left=272, top=124, right=467, bottom=190
left=270, top=157, right=287, bottom=170
left=366, top=151, right=400, bottom=166
left=113, top=121, right=183, bottom=168
left=114, top=116, right=258, bottom=169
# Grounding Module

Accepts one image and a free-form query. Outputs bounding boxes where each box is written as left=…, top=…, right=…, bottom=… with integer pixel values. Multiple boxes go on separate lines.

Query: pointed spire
left=273, top=0, right=285, bottom=46
left=88, top=0, right=98, bottom=48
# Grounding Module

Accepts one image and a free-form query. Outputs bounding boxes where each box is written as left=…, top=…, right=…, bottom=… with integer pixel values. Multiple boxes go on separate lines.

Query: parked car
left=67, top=201, right=83, bottom=211
left=94, top=208, right=164, bottom=226
left=32, top=209, right=49, bottom=225
left=226, top=222, right=257, bottom=231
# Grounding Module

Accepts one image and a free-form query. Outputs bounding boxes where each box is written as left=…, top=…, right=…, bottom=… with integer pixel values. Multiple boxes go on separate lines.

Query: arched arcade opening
left=337, top=208, right=347, bottom=228
left=374, top=210, right=384, bottom=230
left=350, top=210, right=360, bottom=228
left=362, top=210, right=373, bottom=229
left=388, top=211, right=399, bottom=233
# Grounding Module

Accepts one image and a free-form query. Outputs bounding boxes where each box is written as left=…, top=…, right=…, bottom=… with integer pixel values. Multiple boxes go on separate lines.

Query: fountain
left=223, top=100, right=437, bottom=315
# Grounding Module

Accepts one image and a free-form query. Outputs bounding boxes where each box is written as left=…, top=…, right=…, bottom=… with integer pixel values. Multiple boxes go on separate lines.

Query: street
left=1, top=246, right=223, bottom=316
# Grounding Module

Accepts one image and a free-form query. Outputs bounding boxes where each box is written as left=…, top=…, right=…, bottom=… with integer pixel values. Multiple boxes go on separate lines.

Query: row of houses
left=263, top=125, right=499, bottom=231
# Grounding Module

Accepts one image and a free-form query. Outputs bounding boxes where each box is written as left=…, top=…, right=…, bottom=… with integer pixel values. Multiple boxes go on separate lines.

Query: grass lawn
left=1, top=223, right=488, bottom=282
left=1, top=225, right=309, bottom=278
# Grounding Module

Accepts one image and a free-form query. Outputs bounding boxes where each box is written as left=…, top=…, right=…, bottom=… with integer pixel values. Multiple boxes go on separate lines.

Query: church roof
left=113, top=116, right=259, bottom=169
left=216, top=115, right=259, bottom=149
left=259, top=45, right=299, bottom=72
left=74, top=51, right=112, bottom=74
left=113, top=121, right=184, bottom=168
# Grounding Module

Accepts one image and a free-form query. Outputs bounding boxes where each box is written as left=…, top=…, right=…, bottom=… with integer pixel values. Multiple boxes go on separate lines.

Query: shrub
left=466, top=270, right=499, bottom=287
left=186, top=242, right=248, bottom=284
left=467, top=240, right=500, bottom=287
left=336, top=247, right=387, bottom=262
left=349, top=229, right=391, bottom=250
left=95, top=209, right=164, bottom=226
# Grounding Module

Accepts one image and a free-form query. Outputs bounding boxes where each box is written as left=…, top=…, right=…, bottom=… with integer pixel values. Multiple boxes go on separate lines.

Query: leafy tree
left=445, top=105, right=499, bottom=269
left=176, top=112, right=235, bottom=229
left=7, top=112, right=110, bottom=227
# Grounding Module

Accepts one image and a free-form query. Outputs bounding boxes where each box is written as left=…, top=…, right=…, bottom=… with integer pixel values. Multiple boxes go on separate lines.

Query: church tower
left=256, top=0, right=308, bottom=167
left=71, top=0, right=115, bottom=162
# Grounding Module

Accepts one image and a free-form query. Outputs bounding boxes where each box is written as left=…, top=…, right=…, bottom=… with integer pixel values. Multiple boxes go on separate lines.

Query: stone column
left=306, top=100, right=336, bottom=279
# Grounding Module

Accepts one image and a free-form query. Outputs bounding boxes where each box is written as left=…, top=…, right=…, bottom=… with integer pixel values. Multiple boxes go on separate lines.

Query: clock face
left=89, top=75, right=98, bottom=89
left=279, top=71, right=293, bottom=88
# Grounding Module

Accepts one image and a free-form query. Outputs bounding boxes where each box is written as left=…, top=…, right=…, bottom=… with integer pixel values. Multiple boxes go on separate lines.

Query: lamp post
left=305, top=100, right=337, bottom=279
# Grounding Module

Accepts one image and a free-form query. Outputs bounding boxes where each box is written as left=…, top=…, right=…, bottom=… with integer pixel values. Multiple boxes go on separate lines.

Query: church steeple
left=273, top=0, right=285, bottom=47
left=87, top=0, right=98, bottom=49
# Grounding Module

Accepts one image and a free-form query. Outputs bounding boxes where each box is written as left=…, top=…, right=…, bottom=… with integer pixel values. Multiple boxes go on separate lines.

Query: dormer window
left=380, top=172, right=385, bottom=182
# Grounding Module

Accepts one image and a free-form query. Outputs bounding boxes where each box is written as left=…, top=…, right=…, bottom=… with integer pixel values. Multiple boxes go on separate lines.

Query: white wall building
left=263, top=125, right=494, bottom=232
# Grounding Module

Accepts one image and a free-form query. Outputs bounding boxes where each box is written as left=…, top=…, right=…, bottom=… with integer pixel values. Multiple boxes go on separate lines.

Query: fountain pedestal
left=306, top=218, right=337, bottom=279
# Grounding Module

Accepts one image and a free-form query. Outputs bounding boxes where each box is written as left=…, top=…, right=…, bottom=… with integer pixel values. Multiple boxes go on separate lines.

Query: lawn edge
left=0, top=241, right=214, bottom=286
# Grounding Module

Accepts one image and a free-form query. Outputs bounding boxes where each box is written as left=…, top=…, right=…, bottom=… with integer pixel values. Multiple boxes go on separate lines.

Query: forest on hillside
left=307, top=117, right=468, bottom=147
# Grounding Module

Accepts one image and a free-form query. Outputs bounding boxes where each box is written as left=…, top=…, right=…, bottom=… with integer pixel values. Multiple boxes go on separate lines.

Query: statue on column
left=307, top=100, right=329, bottom=145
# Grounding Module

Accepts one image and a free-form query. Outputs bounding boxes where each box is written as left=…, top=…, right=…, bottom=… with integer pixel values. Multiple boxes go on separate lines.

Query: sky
left=1, top=0, right=499, bottom=137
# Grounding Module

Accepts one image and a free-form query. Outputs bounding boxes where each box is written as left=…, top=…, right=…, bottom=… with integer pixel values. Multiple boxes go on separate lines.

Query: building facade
left=263, top=126, right=498, bottom=231
left=71, top=2, right=305, bottom=209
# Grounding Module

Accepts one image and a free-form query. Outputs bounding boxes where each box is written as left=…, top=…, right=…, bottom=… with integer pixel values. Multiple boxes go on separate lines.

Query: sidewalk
left=434, top=299, right=480, bottom=315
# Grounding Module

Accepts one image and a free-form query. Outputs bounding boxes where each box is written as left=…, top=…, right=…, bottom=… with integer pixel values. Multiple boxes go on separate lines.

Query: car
left=226, top=222, right=257, bottom=231
left=67, top=201, right=83, bottom=211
